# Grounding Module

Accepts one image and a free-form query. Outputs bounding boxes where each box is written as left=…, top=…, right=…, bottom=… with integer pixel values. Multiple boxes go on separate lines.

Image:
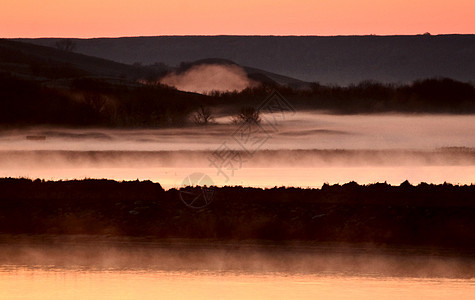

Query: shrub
left=232, top=106, right=261, bottom=124
left=192, top=105, right=215, bottom=125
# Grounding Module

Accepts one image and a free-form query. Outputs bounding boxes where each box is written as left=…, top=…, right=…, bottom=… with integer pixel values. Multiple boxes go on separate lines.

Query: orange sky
left=2, top=0, right=474, bottom=37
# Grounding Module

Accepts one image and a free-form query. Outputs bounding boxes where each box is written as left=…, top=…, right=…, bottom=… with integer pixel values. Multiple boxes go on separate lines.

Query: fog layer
left=159, top=64, right=257, bottom=94
left=1, top=113, right=473, bottom=151
left=0, top=113, right=473, bottom=187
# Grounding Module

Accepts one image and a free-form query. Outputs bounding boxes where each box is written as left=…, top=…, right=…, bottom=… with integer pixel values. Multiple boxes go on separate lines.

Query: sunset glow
left=3, top=0, right=474, bottom=38
left=0, top=0, right=474, bottom=297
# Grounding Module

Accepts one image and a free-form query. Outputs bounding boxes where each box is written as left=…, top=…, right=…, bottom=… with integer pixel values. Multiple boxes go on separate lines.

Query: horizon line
left=9, top=33, right=475, bottom=39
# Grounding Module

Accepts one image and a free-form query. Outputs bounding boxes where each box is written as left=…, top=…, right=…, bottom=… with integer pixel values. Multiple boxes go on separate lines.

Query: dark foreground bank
left=0, top=178, right=473, bottom=254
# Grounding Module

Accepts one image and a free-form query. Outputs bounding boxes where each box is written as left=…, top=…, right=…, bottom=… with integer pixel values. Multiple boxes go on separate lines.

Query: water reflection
left=1, top=267, right=473, bottom=300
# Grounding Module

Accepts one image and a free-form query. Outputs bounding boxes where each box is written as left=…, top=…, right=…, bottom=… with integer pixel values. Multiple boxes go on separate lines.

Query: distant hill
left=174, top=58, right=312, bottom=89
left=0, top=39, right=206, bottom=127
left=0, top=39, right=167, bottom=83
left=16, top=35, right=475, bottom=84
left=1, top=39, right=310, bottom=89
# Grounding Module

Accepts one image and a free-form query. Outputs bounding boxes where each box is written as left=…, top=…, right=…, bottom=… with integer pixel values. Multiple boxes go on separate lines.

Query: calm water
left=0, top=267, right=475, bottom=299
left=1, top=267, right=474, bottom=300
left=0, top=239, right=473, bottom=299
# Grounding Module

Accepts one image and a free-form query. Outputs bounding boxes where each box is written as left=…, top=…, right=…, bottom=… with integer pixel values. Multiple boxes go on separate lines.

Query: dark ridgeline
left=0, top=178, right=473, bottom=253
left=16, top=35, right=475, bottom=84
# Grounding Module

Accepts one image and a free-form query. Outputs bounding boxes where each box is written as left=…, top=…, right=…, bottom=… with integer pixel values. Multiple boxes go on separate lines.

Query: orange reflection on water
left=1, top=268, right=473, bottom=300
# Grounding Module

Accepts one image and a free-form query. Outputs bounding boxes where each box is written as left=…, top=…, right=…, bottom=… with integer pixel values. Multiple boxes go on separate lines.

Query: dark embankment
left=0, top=179, right=473, bottom=254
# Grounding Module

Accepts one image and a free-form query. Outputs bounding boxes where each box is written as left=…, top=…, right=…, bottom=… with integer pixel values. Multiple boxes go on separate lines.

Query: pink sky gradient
left=2, top=0, right=474, bottom=37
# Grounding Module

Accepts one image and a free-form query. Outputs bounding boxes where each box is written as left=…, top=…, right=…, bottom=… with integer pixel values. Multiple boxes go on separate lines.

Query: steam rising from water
left=0, top=113, right=473, bottom=187
left=1, top=113, right=473, bottom=151
left=159, top=64, right=257, bottom=94
left=1, top=239, right=473, bottom=299
left=0, top=237, right=473, bottom=278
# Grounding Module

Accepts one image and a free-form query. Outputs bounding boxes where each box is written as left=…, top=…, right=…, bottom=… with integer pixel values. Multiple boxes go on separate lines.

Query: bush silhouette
left=232, top=106, right=261, bottom=124
left=192, top=105, right=215, bottom=125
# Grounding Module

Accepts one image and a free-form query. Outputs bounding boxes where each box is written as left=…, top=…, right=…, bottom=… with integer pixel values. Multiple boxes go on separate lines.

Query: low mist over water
left=1, top=113, right=473, bottom=151
left=0, top=238, right=474, bottom=300
left=0, top=113, right=473, bottom=187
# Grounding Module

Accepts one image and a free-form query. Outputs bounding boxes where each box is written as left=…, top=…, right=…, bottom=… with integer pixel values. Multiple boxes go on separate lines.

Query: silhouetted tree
left=232, top=106, right=261, bottom=124
left=192, top=105, right=214, bottom=125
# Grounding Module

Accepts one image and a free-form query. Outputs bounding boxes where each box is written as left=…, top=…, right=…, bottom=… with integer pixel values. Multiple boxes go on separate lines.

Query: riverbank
left=0, top=179, right=473, bottom=254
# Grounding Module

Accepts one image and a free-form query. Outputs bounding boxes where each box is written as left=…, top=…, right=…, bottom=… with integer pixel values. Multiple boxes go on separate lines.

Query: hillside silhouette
left=17, top=35, right=475, bottom=84
left=0, top=39, right=167, bottom=81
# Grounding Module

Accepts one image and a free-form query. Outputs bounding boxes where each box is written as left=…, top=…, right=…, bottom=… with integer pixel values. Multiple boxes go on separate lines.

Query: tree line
left=0, top=73, right=473, bottom=128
